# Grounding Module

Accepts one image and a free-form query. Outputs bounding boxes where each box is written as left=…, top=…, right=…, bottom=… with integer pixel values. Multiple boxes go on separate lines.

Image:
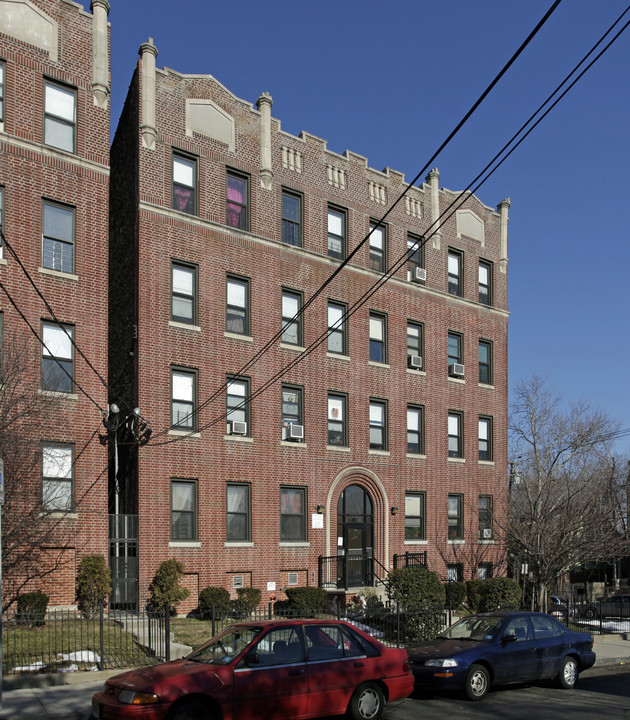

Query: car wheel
left=557, top=656, right=578, bottom=689
left=583, top=607, right=597, bottom=620
left=465, top=664, right=490, bottom=701
left=348, top=681, right=385, bottom=720
left=167, top=698, right=211, bottom=720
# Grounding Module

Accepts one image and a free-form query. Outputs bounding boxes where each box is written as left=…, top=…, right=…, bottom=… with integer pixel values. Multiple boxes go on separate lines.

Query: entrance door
left=337, top=485, right=374, bottom=588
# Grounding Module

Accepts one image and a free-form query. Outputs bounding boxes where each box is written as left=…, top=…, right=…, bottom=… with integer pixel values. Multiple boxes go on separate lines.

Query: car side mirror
left=244, top=651, right=260, bottom=666
left=501, top=633, right=517, bottom=645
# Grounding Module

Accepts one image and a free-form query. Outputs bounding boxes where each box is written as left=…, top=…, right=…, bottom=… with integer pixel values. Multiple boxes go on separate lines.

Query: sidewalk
left=0, top=635, right=628, bottom=720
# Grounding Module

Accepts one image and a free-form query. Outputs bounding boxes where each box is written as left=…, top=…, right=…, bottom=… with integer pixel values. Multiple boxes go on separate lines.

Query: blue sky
left=100, top=1, right=630, bottom=451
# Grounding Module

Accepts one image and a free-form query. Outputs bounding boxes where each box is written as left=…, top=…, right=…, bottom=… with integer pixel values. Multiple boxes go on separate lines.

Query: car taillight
left=402, top=657, right=410, bottom=673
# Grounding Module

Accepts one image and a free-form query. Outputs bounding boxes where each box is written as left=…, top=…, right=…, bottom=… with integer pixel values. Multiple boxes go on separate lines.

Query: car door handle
left=288, top=669, right=304, bottom=676
left=354, top=662, right=365, bottom=667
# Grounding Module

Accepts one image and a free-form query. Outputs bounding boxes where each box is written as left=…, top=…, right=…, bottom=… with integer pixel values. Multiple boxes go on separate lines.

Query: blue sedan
left=407, top=611, right=595, bottom=701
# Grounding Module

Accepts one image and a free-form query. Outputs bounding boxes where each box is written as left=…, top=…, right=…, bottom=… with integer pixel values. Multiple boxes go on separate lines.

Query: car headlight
left=425, top=658, right=459, bottom=668
left=119, top=690, right=159, bottom=705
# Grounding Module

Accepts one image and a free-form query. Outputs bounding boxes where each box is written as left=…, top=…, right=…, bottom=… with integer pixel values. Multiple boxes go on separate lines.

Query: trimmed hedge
left=199, top=586, right=231, bottom=619
left=148, top=559, right=190, bottom=614
left=76, top=555, right=111, bottom=619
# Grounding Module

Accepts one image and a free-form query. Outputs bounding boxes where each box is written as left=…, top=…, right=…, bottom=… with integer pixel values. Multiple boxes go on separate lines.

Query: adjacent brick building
left=109, top=39, right=510, bottom=611
left=0, top=0, right=111, bottom=607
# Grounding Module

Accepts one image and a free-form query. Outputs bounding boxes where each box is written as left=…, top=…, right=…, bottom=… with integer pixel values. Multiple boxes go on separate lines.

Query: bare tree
left=0, top=332, right=79, bottom=610
left=433, top=490, right=509, bottom=581
left=508, top=376, right=628, bottom=609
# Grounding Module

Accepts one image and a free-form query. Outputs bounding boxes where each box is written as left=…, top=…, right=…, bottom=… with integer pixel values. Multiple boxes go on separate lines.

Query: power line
left=148, top=0, right=563, bottom=442
left=151, top=3, right=630, bottom=445
left=0, top=277, right=105, bottom=412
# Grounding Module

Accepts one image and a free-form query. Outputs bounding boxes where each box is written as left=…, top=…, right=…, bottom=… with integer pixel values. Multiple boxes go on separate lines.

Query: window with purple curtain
left=226, top=171, right=248, bottom=229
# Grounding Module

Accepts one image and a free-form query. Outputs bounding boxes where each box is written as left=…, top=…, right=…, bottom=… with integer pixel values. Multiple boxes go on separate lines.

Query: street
left=382, top=665, right=630, bottom=720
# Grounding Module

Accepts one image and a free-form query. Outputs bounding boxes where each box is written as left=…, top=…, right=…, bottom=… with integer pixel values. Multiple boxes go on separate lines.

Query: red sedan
left=91, top=618, right=413, bottom=720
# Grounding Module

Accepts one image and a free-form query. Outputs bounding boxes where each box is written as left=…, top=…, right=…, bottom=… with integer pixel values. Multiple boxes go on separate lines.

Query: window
left=407, top=232, right=425, bottom=280
left=448, top=494, right=463, bottom=540
left=282, top=190, right=302, bottom=246
left=327, top=393, right=347, bottom=446
left=171, top=367, right=197, bottom=430
left=172, top=153, right=196, bottom=214
left=226, top=275, right=249, bottom=335
left=280, top=486, right=307, bottom=542
left=405, top=492, right=425, bottom=540
left=448, top=249, right=463, bottom=296
left=327, top=301, right=347, bottom=355
left=42, top=201, right=74, bottom=273
left=42, top=444, right=73, bottom=511
left=479, top=340, right=493, bottom=385
left=479, top=416, right=493, bottom=461
left=171, top=262, right=197, bottom=324
left=226, top=170, right=249, bottom=230
left=282, top=385, right=303, bottom=440
left=44, top=80, right=76, bottom=152
left=407, top=322, right=424, bottom=370
left=281, top=290, right=302, bottom=345
left=448, top=411, right=463, bottom=458
left=369, top=221, right=386, bottom=272
left=407, top=405, right=424, bottom=454
left=479, top=495, right=493, bottom=541
left=478, top=562, right=493, bottom=580
left=448, top=332, right=463, bottom=371
left=41, top=322, right=73, bottom=392
left=479, top=260, right=492, bottom=305
left=171, top=479, right=197, bottom=541
left=369, top=399, right=387, bottom=450
left=0, top=61, right=4, bottom=124
left=227, top=376, right=250, bottom=434
left=226, top=483, right=250, bottom=542
left=327, top=206, right=346, bottom=259
left=369, top=312, right=386, bottom=363
left=447, top=563, right=463, bottom=582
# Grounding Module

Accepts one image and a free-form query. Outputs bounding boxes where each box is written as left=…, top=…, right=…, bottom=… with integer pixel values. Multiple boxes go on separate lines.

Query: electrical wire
left=0, top=276, right=105, bottom=412
left=147, top=0, right=563, bottom=442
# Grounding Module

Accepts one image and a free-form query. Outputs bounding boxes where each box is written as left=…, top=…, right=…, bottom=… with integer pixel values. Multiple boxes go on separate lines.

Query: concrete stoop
left=116, top=615, right=192, bottom=661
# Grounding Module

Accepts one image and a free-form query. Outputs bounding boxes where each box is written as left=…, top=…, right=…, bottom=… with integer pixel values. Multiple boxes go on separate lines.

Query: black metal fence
left=3, top=597, right=628, bottom=677
left=1, top=607, right=169, bottom=676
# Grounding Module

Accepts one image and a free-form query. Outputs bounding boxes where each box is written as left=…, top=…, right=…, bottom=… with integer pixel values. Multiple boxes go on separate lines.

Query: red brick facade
left=0, top=0, right=110, bottom=608
left=1, top=3, right=509, bottom=613
left=111, top=51, right=510, bottom=612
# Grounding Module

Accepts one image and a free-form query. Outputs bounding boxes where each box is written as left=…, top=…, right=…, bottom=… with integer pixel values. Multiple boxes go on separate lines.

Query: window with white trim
left=227, top=483, right=250, bottom=542
left=280, top=486, right=307, bottom=542
left=41, top=322, right=73, bottom=393
left=327, top=206, right=346, bottom=259
left=369, top=221, right=386, bottom=272
left=327, top=301, right=347, bottom=355
left=405, top=492, right=425, bottom=540
left=172, top=153, right=196, bottom=214
left=171, top=262, right=197, bottom=324
left=171, top=367, right=197, bottom=430
left=44, top=80, right=76, bottom=152
left=171, top=479, right=197, bottom=541
left=42, top=444, right=73, bottom=511
left=226, top=275, right=249, bottom=335
left=369, top=399, right=387, bottom=450
left=43, top=201, right=74, bottom=274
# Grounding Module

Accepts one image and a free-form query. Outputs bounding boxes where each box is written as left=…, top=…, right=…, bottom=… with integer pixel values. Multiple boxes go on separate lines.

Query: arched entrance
left=337, top=484, right=374, bottom=588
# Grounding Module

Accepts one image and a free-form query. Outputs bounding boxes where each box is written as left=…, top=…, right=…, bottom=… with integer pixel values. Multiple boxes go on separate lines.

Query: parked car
left=91, top=618, right=414, bottom=720
left=407, top=611, right=595, bottom=701
left=550, top=595, right=568, bottom=606
left=581, top=593, right=630, bottom=620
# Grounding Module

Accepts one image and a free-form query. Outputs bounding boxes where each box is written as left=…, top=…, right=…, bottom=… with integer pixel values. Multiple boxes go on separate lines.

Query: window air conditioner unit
left=483, top=528, right=493, bottom=539
left=449, top=363, right=465, bottom=377
left=408, top=354, right=423, bottom=370
left=285, top=423, right=304, bottom=440
left=411, top=267, right=426, bottom=283
left=231, top=421, right=248, bottom=435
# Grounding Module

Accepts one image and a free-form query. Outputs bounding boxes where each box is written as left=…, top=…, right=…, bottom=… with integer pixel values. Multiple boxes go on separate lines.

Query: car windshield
left=439, top=616, right=504, bottom=642
left=187, top=626, right=262, bottom=664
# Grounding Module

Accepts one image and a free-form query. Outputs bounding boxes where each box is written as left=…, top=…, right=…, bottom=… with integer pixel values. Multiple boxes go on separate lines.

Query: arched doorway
left=337, top=484, right=374, bottom=588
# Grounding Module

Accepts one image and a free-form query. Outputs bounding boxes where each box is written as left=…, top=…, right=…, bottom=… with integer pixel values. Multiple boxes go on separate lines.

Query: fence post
left=212, top=605, right=216, bottom=638
left=165, top=606, right=170, bottom=662
left=268, top=602, right=272, bottom=620
left=99, top=604, right=105, bottom=671
left=396, top=602, right=401, bottom=648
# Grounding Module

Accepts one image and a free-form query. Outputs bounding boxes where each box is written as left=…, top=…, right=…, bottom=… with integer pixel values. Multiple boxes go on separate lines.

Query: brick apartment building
left=0, top=0, right=110, bottom=607
left=109, top=38, right=511, bottom=611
